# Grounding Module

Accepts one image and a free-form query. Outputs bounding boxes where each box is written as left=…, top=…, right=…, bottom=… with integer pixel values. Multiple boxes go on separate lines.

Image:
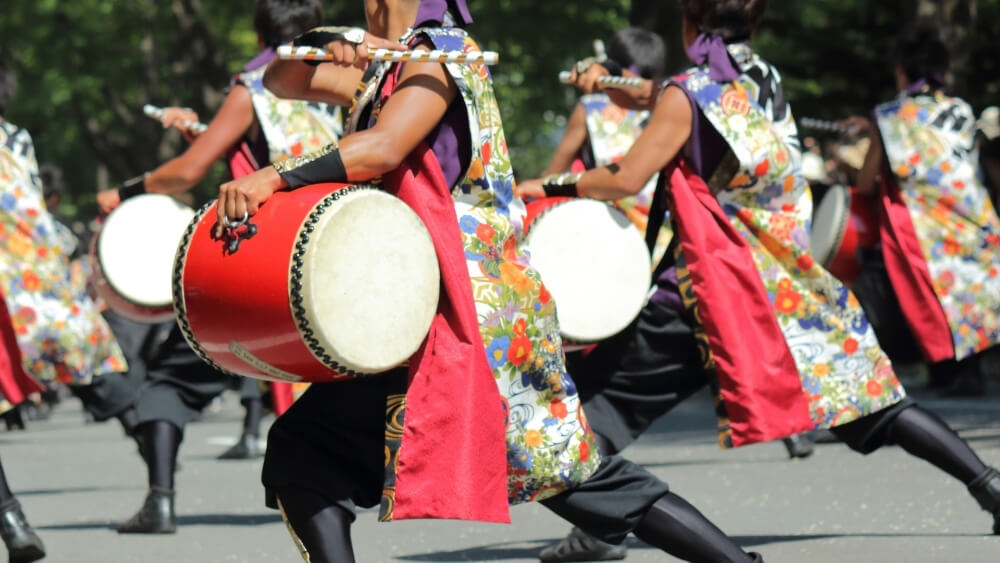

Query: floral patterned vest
left=672, top=44, right=903, bottom=431
left=237, top=67, right=343, bottom=164
left=875, top=92, right=1000, bottom=358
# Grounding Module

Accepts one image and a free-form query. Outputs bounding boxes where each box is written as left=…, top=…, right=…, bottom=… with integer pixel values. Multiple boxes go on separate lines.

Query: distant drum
left=93, top=194, right=195, bottom=322
left=173, top=183, right=440, bottom=383
left=810, top=185, right=879, bottom=285
left=521, top=198, right=651, bottom=347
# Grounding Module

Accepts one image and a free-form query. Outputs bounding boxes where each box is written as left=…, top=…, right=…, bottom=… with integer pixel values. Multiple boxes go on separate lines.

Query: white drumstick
left=558, top=71, right=646, bottom=90
left=276, top=45, right=499, bottom=65
left=143, top=104, right=208, bottom=134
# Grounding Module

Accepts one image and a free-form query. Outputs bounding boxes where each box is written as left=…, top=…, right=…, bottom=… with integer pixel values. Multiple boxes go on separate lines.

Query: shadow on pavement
left=17, top=485, right=133, bottom=496
left=38, top=513, right=281, bottom=531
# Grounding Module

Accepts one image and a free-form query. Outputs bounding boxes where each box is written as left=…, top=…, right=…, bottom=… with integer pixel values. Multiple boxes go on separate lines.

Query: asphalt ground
left=3, top=377, right=999, bottom=562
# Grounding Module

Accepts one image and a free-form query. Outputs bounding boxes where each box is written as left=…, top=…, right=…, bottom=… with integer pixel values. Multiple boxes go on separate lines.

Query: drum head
left=810, top=184, right=849, bottom=266
left=524, top=199, right=651, bottom=343
left=99, top=194, right=195, bottom=307
left=298, top=190, right=440, bottom=373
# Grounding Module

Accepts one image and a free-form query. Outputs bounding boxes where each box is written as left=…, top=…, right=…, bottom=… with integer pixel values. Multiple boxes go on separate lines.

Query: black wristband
left=541, top=172, right=582, bottom=198
left=117, top=175, right=147, bottom=201
left=599, top=59, right=624, bottom=76
left=274, top=145, right=347, bottom=189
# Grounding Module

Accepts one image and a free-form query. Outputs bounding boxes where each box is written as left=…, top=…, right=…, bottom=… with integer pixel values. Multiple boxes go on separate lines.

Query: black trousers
left=570, top=280, right=916, bottom=456
left=73, top=314, right=231, bottom=430
left=262, top=371, right=669, bottom=544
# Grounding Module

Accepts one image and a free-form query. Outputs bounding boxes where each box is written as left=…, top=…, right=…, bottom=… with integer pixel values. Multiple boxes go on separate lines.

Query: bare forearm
left=856, top=132, right=883, bottom=196
left=578, top=166, right=644, bottom=200
left=145, top=156, right=213, bottom=195
left=263, top=60, right=358, bottom=107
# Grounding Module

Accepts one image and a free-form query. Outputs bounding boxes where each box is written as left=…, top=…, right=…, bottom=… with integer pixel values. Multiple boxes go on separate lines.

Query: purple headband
left=415, top=0, right=472, bottom=26
left=685, top=33, right=741, bottom=82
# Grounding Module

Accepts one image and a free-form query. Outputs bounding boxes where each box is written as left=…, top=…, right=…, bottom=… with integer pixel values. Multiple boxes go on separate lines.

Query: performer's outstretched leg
left=276, top=488, right=355, bottom=563
left=0, top=458, right=45, bottom=562
left=118, top=421, right=181, bottom=534
left=541, top=457, right=760, bottom=563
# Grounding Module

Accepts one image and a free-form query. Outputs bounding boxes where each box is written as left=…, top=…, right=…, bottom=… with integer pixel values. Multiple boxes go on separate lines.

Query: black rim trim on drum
left=172, top=201, right=238, bottom=377
left=290, top=185, right=375, bottom=378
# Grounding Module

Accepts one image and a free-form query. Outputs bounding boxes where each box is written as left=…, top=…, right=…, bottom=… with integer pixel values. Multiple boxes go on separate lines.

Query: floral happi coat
left=237, top=67, right=343, bottom=164
left=346, top=26, right=600, bottom=509
left=875, top=92, right=1000, bottom=359
left=672, top=44, right=904, bottom=437
left=0, top=120, right=126, bottom=383
left=580, top=93, right=671, bottom=264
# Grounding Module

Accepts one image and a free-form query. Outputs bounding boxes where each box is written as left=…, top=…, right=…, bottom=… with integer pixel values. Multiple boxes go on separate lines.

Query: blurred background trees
left=1, top=0, right=997, bottom=219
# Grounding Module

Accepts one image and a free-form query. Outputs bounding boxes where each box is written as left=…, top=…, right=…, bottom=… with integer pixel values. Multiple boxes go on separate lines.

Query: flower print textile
left=352, top=26, right=600, bottom=511
left=875, top=93, right=1000, bottom=359
left=0, top=121, right=126, bottom=383
left=673, top=43, right=904, bottom=436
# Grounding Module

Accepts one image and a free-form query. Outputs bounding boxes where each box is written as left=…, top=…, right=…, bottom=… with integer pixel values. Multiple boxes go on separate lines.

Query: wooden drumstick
left=558, top=71, right=646, bottom=90
left=275, top=45, right=500, bottom=66
left=143, top=104, right=209, bottom=135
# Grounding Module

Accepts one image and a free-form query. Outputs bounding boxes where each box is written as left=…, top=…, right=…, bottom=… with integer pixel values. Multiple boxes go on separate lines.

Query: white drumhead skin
left=525, top=200, right=651, bottom=343
left=99, top=194, right=196, bottom=307
left=299, top=190, right=440, bottom=373
left=810, top=185, right=848, bottom=266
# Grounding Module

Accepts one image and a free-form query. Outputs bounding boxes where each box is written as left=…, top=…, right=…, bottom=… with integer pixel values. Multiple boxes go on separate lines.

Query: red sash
left=668, top=161, right=813, bottom=446
left=877, top=175, right=954, bottom=362
left=0, top=291, right=43, bottom=404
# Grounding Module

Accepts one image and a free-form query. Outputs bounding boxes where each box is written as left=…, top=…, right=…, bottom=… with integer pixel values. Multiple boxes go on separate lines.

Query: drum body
left=522, top=198, right=651, bottom=348
left=93, top=194, right=195, bottom=322
left=810, top=185, right=879, bottom=285
left=174, top=183, right=440, bottom=383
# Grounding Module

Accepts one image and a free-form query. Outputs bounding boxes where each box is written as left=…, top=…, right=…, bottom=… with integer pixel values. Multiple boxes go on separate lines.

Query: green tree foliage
left=1, top=0, right=997, bottom=221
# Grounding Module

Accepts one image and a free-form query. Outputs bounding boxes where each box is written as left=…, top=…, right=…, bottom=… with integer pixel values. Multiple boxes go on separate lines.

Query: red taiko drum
left=810, top=185, right=880, bottom=285
left=173, top=183, right=440, bottom=383
left=521, top=197, right=651, bottom=348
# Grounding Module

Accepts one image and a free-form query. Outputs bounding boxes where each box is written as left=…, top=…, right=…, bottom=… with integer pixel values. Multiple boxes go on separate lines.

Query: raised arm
left=263, top=60, right=362, bottom=107
left=542, top=102, right=588, bottom=176
left=520, top=85, right=692, bottom=201
left=215, top=49, right=458, bottom=234
left=97, top=85, right=255, bottom=213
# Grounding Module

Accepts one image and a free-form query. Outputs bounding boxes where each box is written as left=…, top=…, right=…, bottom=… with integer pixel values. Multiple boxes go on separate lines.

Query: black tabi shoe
left=968, top=467, right=1000, bottom=534
left=117, top=487, right=176, bottom=534
left=2, top=408, right=24, bottom=432
left=217, top=433, right=261, bottom=460
left=538, top=527, right=627, bottom=562
left=748, top=552, right=765, bottom=562
left=782, top=434, right=814, bottom=459
left=0, top=499, right=45, bottom=563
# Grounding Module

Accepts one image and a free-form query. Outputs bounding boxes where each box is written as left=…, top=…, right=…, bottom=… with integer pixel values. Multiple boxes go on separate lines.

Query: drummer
left=518, top=0, right=1000, bottom=545
left=82, top=0, right=338, bottom=534
left=542, top=29, right=672, bottom=262
left=216, top=1, right=764, bottom=561
left=845, top=25, right=1000, bottom=397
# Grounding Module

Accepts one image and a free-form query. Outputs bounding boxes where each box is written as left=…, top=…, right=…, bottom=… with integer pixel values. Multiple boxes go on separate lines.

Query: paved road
left=3, top=381, right=999, bottom=562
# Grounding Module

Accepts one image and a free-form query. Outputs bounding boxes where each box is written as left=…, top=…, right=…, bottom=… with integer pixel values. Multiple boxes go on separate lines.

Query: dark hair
left=896, top=24, right=950, bottom=85
left=608, top=28, right=666, bottom=79
left=39, top=163, right=64, bottom=201
left=680, top=0, right=768, bottom=41
left=0, top=59, right=17, bottom=117
left=254, top=0, right=325, bottom=47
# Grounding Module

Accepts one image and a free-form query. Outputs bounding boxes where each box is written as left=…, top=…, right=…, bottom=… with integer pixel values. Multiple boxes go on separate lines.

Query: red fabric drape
left=877, top=175, right=954, bottom=362
left=0, top=291, right=43, bottom=404
left=383, top=144, right=509, bottom=522
left=668, top=162, right=813, bottom=446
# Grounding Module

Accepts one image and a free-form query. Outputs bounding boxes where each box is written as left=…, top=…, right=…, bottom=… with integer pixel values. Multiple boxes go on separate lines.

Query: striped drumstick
left=800, top=117, right=851, bottom=134
left=558, top=71, right=646, bottom=90
left=276, top=45, right=500, bottom=66
left=142, top=104, right=208, bottom=135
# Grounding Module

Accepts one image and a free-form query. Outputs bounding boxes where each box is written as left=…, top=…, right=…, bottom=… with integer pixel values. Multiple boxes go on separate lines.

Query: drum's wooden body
left=522, top=197, right=651, bottom=348
left=93, top=194, right=195, bottom=322
left=810, top=185, right=879, bottom=285
left=174, top=183, right=440, bottom=383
